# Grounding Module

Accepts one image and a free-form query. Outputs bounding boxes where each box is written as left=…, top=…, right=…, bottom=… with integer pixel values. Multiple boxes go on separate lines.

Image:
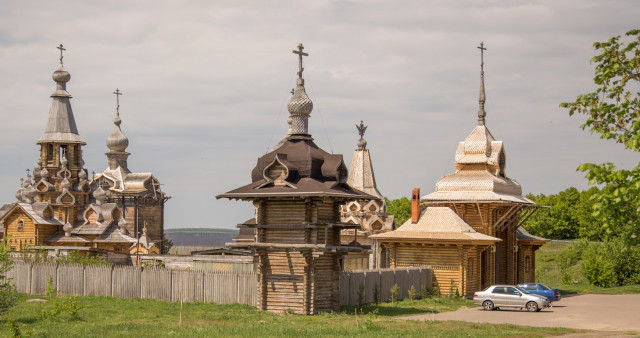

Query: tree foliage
left=524, top=187, right=600, bottom=240
left=0, top=236, right=18, bottom=317
left=385, top=197, right=411, bottom=226
left=560, top=29, right=640, bottom=244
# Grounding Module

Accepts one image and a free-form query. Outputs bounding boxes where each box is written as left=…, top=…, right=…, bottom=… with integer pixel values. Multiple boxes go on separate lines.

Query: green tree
left=161, top=234, right=174, bottom=254
left=385, top=197, right=411, bottom=226
left=560, top=29, right=640, bottom=245
left=0, top=236, right=18, bottom=317
left=525, top=187, right=600, bottom=240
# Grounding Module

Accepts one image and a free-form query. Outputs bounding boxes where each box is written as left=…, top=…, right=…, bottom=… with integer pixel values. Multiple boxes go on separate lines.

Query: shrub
left=0, top=236, right=17, bottom=317
left=390, top=284, right=399, bottom=305
left=407, top=285, right=417, bottom=302
left=581, top=240, right=640, bottom=287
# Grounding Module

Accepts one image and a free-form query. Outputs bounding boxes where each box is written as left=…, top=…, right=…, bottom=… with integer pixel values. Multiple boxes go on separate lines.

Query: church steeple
left=287, top=43, right=313, bottom=135
left=105, top=88, right=130, bottom=172
left=477, top=42, right=487, bottom=126
left=38, top=44, right=86, bottom=171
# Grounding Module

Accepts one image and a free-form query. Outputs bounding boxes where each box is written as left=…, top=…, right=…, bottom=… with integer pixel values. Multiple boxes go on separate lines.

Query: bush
left=0, top=236, right=17, bottom=317
left=557, top=241, right=588, bottom=284
left=581, top=240, right=640, bottom=287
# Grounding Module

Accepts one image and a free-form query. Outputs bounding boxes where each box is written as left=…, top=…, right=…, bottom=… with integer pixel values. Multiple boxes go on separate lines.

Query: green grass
left=535, top=241, right=640, bottom=294
left=0, top=294, right=579, bottom=337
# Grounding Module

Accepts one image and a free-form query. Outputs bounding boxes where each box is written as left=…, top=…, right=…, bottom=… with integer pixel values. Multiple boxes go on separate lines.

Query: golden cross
left=292, top=43, right=308, bottom=79
left=57, top=44, right=66, bottom=66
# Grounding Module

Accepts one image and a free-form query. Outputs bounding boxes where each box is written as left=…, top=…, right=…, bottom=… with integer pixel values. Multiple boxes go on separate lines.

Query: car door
left=490, top=286, right=509, bottom=307
left=504, top=286, right=525, bottom=307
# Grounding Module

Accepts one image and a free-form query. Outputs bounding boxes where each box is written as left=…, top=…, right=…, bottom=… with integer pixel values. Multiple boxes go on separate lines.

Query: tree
left=385, top=197, right=411, bottom=226
left=525, top=187, right=600, bottom=240
left=161, top=234, right=174, bottom=254
left=0, top=236, right=18, bottom=316
left=560, top=29, right=640, bottom=245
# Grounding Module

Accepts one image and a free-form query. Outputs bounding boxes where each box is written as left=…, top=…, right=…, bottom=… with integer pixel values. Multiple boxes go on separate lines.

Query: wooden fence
left=6, top=263, right=431, bottom=307
left=339, top=267, right=433, bottom=306
left=6, top=262, right=258, bottom=305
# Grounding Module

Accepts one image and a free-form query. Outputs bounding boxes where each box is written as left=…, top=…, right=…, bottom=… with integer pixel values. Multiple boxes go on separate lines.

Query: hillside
left=165, top=228, right=239, bottom=247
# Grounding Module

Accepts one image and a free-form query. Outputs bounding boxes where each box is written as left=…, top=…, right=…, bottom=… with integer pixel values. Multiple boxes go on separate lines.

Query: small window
left=492, top=287, right=505, bottom=294
left=506, top=287, right=520, bottom=295
left=17, top=220, right=24, bottom=232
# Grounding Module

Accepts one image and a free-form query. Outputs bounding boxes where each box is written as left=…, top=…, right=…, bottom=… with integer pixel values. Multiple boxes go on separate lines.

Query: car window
left=538, top=284, right=550, bottom=290
left=525, top=284, right=537, bottom=291
left=516, top=287, right=530, bottom=294
left=491, top=287, right=505, bottom=294
left=506, top=287, right=520, bottom=295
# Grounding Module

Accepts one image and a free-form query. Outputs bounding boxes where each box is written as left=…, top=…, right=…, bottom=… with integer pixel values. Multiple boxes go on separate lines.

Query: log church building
left=0, top=45, right=168, bottom=257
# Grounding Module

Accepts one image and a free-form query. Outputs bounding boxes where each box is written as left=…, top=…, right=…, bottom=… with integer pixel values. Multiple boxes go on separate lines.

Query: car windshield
left=538, top=284, right=550, bottom=290
left=515, top=286, right=530, bottom=294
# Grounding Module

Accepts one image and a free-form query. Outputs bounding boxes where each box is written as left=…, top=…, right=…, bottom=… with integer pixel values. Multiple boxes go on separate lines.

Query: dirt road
left=401, top=294, right=640, bottom=333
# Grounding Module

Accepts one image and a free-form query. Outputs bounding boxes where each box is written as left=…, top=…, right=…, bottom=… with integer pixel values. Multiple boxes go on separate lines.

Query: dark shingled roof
left=217, top=135, right=374, bottom=200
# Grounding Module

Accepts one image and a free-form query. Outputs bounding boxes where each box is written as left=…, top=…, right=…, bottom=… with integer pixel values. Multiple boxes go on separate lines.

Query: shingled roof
left=370, top=207, right=500, bottom=244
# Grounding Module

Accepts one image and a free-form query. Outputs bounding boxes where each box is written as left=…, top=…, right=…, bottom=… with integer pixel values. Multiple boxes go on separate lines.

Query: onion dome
left=78, top=169, right=87, bottom=180
left=93, top=186, right=107, bottom=204
left=15, top=179, right=24, bottom=201
left=287, top=84, right=313, bottom=116
left=52, top=65, right=71, bottom=83
left=61, top=177, right=71, bottom=190
left=23, top=184, right=37, bottom=201
left=63, top=221, right=73, bottom=237
left=60, top=155, right=68, bottom=167
left=40, top=167, right=49, bottom=178
left=107, top=112, right=129, bottom=152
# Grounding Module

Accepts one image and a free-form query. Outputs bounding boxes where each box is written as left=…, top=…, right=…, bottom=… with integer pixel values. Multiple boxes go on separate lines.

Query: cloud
left=0, top=0, right=638, bottom=229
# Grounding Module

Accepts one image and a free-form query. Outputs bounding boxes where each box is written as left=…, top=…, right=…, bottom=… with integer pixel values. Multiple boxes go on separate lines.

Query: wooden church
left=0, top=46, right=165, bottom=256
left=218, top=44, right=373, bottom=314
left=373, top=43, right=548, bottom=296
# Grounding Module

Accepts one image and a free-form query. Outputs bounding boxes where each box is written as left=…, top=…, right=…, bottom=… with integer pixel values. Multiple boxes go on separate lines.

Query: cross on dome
left=113, top=88, right=122, bottom=117
left=292, top=43, right=308, bottom=80
left=57, top=44, right=66, bottom=66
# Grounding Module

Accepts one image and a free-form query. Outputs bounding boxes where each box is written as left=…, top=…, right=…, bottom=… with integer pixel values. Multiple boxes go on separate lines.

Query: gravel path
left=401, top=294, right=640, bottom=334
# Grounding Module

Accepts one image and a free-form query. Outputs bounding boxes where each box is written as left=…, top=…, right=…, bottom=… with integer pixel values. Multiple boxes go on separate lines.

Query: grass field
left=535, top=241, right=640, bottom=294
left=0, top=293, right=580, bottom=337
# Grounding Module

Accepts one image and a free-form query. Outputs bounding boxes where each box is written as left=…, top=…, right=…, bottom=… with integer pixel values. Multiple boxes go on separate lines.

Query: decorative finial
left=292, top=43, right=308, bottom=82
left=26, top=169, right=31, bottom=182
left=477, top=42, right=487, bottom=126
left=113, top=88, right=122, bottom=119
left=287, top=43, right=313, bottom=135
left=356, top=120, right=368, bottom=150
left=57, top=44, right=66, bottom=66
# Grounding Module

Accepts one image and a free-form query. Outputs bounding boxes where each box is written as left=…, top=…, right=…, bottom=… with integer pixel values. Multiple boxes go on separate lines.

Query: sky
left=0, top=0, right=638, bottom=230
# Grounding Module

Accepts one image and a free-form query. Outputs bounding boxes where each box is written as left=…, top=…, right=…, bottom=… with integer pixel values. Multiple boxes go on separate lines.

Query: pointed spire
left=287, top=43, right=313, bottom=135
left=38, top=44, right=86, bottom=145
left=477, top=42, right=487, bottom=126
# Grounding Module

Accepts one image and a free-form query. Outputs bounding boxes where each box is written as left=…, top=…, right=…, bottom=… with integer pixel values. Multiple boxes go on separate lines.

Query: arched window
left=47, top=144, right=54, bottom=162
left=17, top=220, right=24, bottom=232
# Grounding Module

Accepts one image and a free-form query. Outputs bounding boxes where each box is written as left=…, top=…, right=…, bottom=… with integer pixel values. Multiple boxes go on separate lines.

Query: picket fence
left=6, top=262, right=432, bottom=306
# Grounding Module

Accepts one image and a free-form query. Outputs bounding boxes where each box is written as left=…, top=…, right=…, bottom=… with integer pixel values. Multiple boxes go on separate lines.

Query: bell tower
left=33, top=44, right=90, bottom=222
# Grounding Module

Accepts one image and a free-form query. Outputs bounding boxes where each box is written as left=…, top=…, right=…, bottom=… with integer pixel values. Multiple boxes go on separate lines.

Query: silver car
left=473, top=285, right=551, bottom=312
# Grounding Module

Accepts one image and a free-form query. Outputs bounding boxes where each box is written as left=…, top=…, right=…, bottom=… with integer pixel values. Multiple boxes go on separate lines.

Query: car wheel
left=526, top=301, right=539, bottom=312
left=482, top=300, right=494, bottom=311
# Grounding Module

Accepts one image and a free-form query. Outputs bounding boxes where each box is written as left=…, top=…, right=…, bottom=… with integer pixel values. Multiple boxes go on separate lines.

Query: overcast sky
left=0, top=0, right=638, bottom=230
